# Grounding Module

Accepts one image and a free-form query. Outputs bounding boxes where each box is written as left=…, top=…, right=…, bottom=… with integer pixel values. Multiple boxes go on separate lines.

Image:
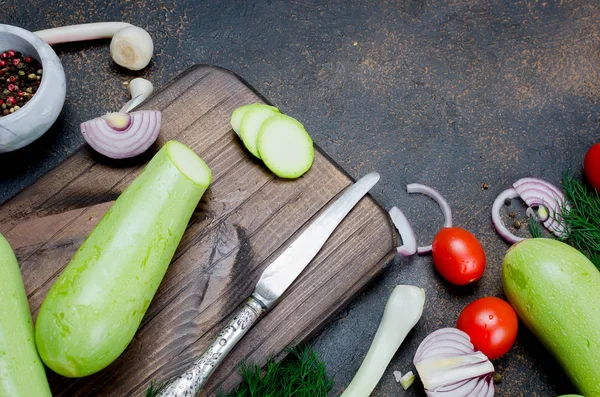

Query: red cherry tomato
left=431, top=227, right=486, bottom=285
left=457, top=297, right=518, bottom=359
left=584, top=143, right=600, bottom=191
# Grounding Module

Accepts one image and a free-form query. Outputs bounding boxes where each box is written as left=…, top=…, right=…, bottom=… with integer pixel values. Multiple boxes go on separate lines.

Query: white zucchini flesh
left=256, top=114, right=314, bottom=179
left=239, top=104, right=280, bottom=158
left=0, top=235, right=52, bottom=396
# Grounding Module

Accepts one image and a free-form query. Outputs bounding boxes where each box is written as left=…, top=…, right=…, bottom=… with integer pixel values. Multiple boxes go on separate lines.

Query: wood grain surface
left=0, top=65, right=396, bottom=396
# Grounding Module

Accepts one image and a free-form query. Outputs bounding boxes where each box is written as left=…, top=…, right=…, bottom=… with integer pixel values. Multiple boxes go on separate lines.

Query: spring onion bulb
left=389, top=206, right=417, bottom=256
left=35, top=22, right=154, bottom=70
left=407, top=183, right=453, bottom=254
left=413, top=328, right=495, bottom=397
left=81, top=110, right=161, bottom=159
left=120, top=78, right=154, bottom=113
left=341, top=285, right=425, bottom=397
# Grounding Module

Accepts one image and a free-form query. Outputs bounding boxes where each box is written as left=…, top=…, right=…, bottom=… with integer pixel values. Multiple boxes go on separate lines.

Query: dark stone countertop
left=2, top=1, right=599, bottom=396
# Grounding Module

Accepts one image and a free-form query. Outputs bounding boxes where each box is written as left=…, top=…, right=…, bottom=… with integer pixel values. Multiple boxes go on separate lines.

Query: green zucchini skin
left=0, top=234, right=52, bottom=396
left=503, top=238, right=600, bottom=396
left=35, top=141, right=212, bottom=378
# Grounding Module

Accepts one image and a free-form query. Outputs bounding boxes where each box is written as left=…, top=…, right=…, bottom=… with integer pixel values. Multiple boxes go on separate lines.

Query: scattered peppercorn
left=0, top=49, right=42, bottom=117
left=481, top=183, right=489, bottom=190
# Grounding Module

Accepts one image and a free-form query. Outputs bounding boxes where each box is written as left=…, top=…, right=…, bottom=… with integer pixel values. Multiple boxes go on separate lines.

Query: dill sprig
left=145, top=345, right=331, bottom=397
left=146, top=383, right=160, bottom=397
left=528, top=216, right=544, bottom=239
left=560, top=171, right=600, bottom=269
left=219, top=345, right=332, bottom=397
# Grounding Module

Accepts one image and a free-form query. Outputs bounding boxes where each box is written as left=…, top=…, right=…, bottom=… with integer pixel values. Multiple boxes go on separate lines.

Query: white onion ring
left=81, top=110, right=162, bottom=159
left=491, top=188, right=524, bottom=244
left=407, top=183, right=453, bottom=254
left=389, top=206, right=417, bottom=256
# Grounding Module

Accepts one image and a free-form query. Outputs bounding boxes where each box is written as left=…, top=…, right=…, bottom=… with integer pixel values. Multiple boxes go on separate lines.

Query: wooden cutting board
left=0, top=65, right=396, bottom=396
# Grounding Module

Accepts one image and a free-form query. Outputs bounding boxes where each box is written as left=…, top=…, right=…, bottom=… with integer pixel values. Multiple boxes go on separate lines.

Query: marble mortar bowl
left=0, top=24, right=66, bottom=153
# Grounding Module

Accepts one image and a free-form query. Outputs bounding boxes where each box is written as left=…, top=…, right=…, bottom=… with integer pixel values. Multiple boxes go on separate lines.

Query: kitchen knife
left=156, top=172, right=380, bottom=397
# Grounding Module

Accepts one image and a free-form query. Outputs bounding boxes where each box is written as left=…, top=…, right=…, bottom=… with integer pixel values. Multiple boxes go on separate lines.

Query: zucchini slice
left=239, top=104, right=280, bottom=158
left=257, top=114, right=314, bottom=178
left=230, top=104, right=254, bottom=136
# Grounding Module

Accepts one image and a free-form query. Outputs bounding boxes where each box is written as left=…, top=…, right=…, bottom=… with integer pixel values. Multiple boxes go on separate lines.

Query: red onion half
left=81, top=110, right=162, bottom=159
left=414, top=328, right=495, bottom=397
left=491, top=177, right=569, bottom=244
left=407, top=184, right=453, bottom=254
left=389, top=206, right=417, bottom=256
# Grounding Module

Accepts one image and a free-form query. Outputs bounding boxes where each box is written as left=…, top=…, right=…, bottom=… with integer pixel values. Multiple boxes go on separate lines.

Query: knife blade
left=156, top=172, right=380, bottom=397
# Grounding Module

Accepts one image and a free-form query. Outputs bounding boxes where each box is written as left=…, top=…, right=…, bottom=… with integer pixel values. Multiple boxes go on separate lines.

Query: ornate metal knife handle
left=156, top=295, right=266, bottom=397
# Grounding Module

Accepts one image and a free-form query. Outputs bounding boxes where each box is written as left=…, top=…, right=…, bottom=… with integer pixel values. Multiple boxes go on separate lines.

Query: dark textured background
left=1, top=1, right=599, bottom=396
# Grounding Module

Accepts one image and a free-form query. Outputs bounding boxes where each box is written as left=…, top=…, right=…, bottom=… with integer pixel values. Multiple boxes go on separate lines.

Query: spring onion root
left=341, top=285, right=425, bottom=397
left=35, top=22, right=153, bottom=70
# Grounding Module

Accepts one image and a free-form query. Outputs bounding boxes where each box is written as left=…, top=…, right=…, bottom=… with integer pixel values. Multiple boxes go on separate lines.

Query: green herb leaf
left=218, top=345, right=332, bottom=397
left=560, top=170, right=600, bottom=269
left=145, top=383, right=158, bottom=397
left=528, top=216, right=544, bottom=239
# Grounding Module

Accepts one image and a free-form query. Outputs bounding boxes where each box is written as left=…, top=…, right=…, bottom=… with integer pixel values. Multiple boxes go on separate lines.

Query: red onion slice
left=415, top=330, right=477, bottom=362
left=492, top=178, right=570, bottom=243
left=81, top=110, right=162, bottom=159
left=512, top=177, right=569, bottom=237
left=491, top=188, right=524, bottom=244
left=389, top=206, right=417, bottom=256
left=414, top=328, right=495, bottom=397
left=407, top=183, right=453, bottom=254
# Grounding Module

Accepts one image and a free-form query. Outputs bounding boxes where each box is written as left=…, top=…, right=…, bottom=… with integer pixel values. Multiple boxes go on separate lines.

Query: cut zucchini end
left=239, top=104, right=281, bottom=158
left=257, top=114, right=314, bottom=179
left=165, top=141, right=212, bottom=188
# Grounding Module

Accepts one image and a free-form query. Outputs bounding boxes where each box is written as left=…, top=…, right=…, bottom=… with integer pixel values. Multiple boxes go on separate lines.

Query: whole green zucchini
left=0, top=234, right=52, bottom=396
left=36, top=141, right=212, bottom=377
left=503, top=238, right=600, bottom=396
